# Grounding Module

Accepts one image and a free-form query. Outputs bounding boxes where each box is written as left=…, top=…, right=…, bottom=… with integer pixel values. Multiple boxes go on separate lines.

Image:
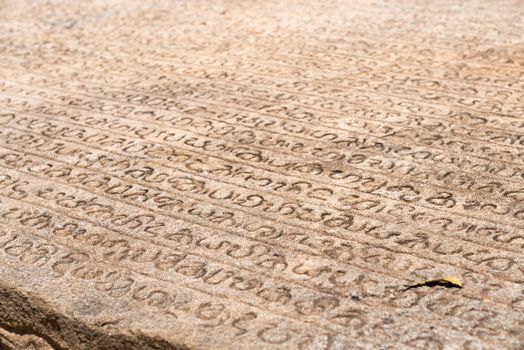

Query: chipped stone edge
left=0, top=281, right=189, bottom=350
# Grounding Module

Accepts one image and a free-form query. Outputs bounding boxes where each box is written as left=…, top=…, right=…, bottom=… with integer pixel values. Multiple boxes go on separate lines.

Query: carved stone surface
left=0, top=0, right=523, bottom=349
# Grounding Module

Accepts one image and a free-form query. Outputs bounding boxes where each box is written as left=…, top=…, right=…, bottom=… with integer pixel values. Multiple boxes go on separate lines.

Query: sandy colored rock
left=0, top=326, right=53, bottom=350
left=0, top=0, right=523, bottom=349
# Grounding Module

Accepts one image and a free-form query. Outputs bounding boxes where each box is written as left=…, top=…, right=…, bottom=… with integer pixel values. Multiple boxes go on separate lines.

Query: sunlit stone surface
left=0, top=0, right=523, bottom=349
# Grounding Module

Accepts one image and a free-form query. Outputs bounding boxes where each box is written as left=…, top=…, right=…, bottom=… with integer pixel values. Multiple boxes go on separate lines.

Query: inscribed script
left=0, top=0, right=523, bottom=349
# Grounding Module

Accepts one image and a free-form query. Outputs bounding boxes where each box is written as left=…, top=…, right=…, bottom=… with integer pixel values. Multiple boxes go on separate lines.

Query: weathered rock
left=0, top=0, right=523, bottom=349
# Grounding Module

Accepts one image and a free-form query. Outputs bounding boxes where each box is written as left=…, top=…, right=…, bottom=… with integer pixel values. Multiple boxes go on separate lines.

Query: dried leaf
left=403, top=276, right=463, bottom=291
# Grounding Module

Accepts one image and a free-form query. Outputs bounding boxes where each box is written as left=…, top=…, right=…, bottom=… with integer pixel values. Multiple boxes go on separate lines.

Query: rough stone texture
left=0, top=0, right=524, bottom=349
left=0, top=326, right=53, bottom=350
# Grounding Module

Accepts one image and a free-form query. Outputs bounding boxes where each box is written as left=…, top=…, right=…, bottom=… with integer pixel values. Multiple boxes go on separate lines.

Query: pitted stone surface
left=0, top=0, right=523, bottom=349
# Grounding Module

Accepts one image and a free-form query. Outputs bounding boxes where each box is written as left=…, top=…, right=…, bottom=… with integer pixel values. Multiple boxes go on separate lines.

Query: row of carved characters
left=147, top=45, right=505, bottom=89
left=203, top=49, right=524, bottom=99
left=0, top=176, right=465, bottom=295
left=240, top=29, right=524, bottom=71
left=0, top=68, right=428, bottom=142
left=39, top=36, right=524, bottom=103
left=2, top=128, right=524, bottom=280
left=3, top=178, right=511, bottom=310
left=174, top=48, right=524, bottom=104
left=106, top=68, right=524, bottom=156
left=0, top=171, right=468, bottom=300
left=21, top=1, right=522, bottom=63
left=3, top=68, right=524, bottom=179
left=7, top=70, right=524, bottom=184
left=2, top=70, right=424, bottom=143
left=0, top=91, right=512, bottom=187
left=0, top=176, right=165, bottom=235
left=2, top=151, right=524, bottom=313
left=0, top=150, right=516, bottom=334
left=4, top=0, right=524, bottom=238
left=4, top=92, right=524, bottom=202
left=227, top=16, right=523, bottom=55
left=333, top=22, right=523, bottom=51
left=3, top=99, right=524, bottom=214
left=6, top=85, right=524, bottom=194
left=0, top=202, right=360, bottom=336
left=16, top=61, right=522, bottom=159
left=3, top=46, right=524, bottom=139
left=3, top=111, right=524, bottom=252
left=7, top=25, right=524, bottom=89
left=2, top=125, right=524, bottom=263
left=0, top=200, right=517, bottom=348
left=0, top=229, right=348, bottom=349
left=0, top=201, right=441, bottom=345
left=88, top=0, right=513, bottom=46
left=0, top=187, right=409, bottom=306
left=5, top=111, right=524, bottom=240
left=358, top=70, right=523, bottom=104
left=322, top=76, right=523, bottom=115
left=7, top=47, right=524, bottom=139
left=81, top=48, right=523, bottom=110
left=0, top=184, right=412, bottom=322
left=1, top=166, right=522, bottom=304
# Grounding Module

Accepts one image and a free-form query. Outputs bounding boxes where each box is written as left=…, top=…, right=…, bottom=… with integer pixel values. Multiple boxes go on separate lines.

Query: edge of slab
left=0, top=281, right=189, bottom=350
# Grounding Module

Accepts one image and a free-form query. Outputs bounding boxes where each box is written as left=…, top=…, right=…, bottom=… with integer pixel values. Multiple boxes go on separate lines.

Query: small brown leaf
left=402, top=276, right=463, bottom=291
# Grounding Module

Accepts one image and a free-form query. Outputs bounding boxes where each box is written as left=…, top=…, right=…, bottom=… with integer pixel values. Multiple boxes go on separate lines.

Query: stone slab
left=0, top=0, right=523, bottom=349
